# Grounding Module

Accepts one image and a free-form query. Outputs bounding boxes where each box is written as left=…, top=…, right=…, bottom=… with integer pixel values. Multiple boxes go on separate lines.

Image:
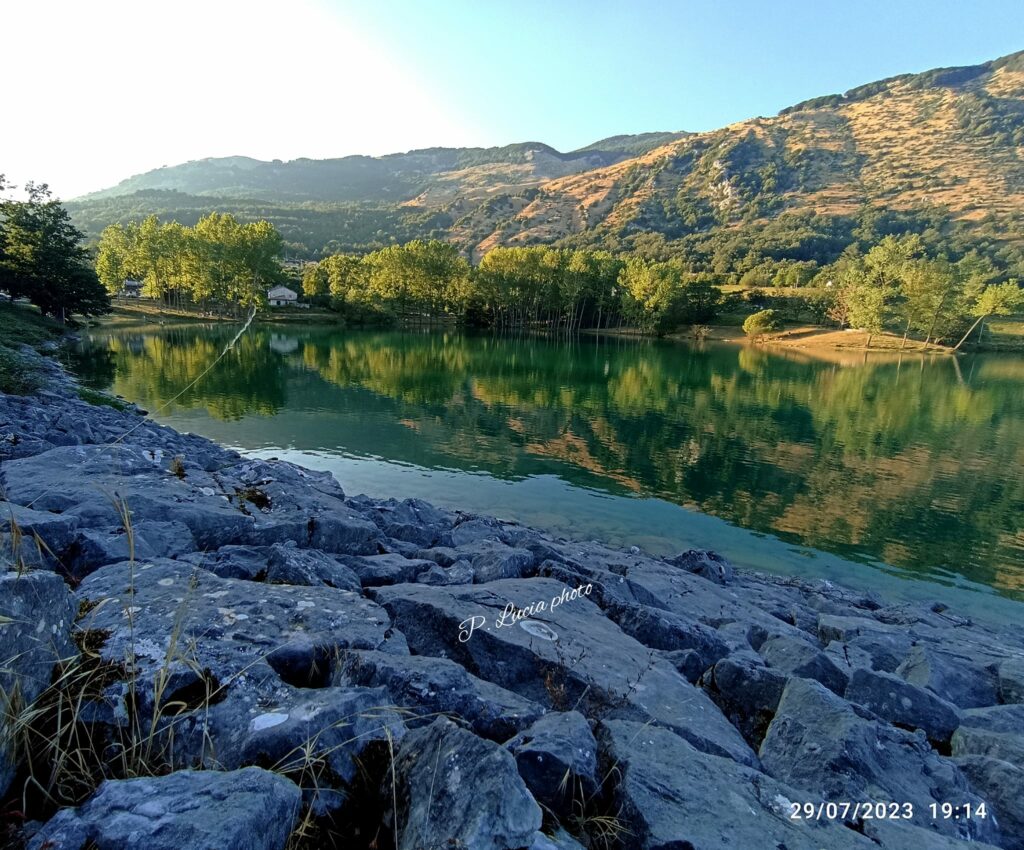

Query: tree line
left=301, top=242, right=723, bottom=333
left=818, top=235, right=1024, bottom=348
left=0, top=178, right=109, bottom=322
left=96, top=214, right=284, bottom=312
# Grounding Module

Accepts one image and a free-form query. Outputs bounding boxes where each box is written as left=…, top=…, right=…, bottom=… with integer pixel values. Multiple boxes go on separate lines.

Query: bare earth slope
left=68, top=51, right=1024, bottom=259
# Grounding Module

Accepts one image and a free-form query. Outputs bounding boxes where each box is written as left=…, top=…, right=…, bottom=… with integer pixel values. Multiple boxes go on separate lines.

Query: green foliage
left=0, top=303, right=65, bottom=393
left=743, top=309, right=783, bottom=338
left=96, top=213, right=284, bottom=310
left=0, top=183, right=110, bottom=321
left=76, top=386, right=130, bottom=410
left=0, top=347, right=42, bottom=394
left=955, top=92, right=1024, bottom=146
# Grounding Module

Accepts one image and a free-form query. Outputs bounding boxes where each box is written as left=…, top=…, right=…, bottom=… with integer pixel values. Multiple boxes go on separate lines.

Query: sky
left=3, top=0, right=1023, bottom=199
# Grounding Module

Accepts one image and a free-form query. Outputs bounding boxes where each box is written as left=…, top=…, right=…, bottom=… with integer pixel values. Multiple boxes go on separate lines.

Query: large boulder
left=337, top=649, right=544, bottom=741
left=0, top=570, right=77, bottom=797
left=846, top=667, right=961, bottom=745
left=72, top=558, right=399, bottom=770
left=389, top=718, right=541, bottom=850
left=759, top=634, right=848, bottom=695
left=234, top=685, right=405, bottom=787
left=704, top=654, right=788, bottom=747
left=604, top=600, right=730, bottom=669
left=339, top=552, right=436, bottom=587
left=264, top=542, right=362, bottom=591
left=951, top=704, right=1024, bottom=764
left=356, top=496, right=456, bottom=547
left=598, top=718, right=878, bottom=850
left=896, top=645, right=999, bottom=709
left=759, top=678, right=996, bottom=844
left=1, top=447, right=382, bottom=557
left=663, top=548, right=734, bottom=584
left=28, top=767, right=301, bottom=850
left=506, top=711, right=597, bottom=817
left=0, top=502, right=79, bottom=569
left=955, top=755, right=1024, bottom=850
left=370, top=578, right=757, bottom=766
left=997, top=656, right=1024, bottom=704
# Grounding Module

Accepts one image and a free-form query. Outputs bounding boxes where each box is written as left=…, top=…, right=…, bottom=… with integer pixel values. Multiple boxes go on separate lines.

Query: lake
left=68, top=324, right=1024, bottom=622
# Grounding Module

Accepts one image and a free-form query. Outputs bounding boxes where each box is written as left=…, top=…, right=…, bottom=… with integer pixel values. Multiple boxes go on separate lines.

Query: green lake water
left=68, top=324, right=1024, bottom=622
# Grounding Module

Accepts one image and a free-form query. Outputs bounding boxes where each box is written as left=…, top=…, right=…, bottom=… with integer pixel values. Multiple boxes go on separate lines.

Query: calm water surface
left=68, top=325, right=1024, bottom=621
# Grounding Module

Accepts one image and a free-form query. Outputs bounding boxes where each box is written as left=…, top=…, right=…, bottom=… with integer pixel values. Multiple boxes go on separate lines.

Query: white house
left=267, top=285, right=298, bottom=307
left=121, top=279, right=143, bottom=298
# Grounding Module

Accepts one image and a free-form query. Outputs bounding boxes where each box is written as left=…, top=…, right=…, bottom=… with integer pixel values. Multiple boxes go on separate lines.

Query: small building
left=267, top=285, right=298, bottom=307
left=121, top=279, right=143, bottom=298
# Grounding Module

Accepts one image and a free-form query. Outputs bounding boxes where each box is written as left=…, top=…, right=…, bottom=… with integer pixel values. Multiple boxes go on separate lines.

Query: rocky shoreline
left=2, top=346, right=1024, bottom=850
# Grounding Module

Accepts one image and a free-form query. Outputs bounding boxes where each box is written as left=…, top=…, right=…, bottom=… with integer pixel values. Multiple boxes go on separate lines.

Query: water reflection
left=71, top=325, right=1024, bottom=600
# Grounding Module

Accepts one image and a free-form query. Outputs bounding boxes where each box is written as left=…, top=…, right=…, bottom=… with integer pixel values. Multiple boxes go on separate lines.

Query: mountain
left=69, top=50, right=1024, bottom=269
left=77, top=137, right=687, bottom=205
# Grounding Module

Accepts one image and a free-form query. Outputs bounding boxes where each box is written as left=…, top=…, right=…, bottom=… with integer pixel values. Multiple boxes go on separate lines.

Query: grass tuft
left=76, top=387, right=130, bottom=411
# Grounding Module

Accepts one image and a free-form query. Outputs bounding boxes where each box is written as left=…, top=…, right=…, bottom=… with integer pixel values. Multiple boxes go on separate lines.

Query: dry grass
left=0, top=498, right=411, bottom=848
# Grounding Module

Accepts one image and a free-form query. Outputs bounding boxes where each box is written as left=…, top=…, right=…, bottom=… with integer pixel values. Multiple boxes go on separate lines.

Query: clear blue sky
left=341, top=0, right=1024, bottom=147
left=6, top=0, right=1024, bottom=197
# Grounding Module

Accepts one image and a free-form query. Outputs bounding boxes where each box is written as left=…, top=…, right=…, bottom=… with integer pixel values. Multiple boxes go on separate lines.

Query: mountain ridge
left=68, top=49, right=1024, bottom=268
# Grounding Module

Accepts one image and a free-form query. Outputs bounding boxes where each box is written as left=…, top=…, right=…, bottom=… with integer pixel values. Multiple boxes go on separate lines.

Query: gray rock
left=952, top=704, right=1024, bottom=764
left=449, top=516, right=509, bottom=546
left=0, top=501, right=79, bottom=569
left=661, top=648, right=704, bottom=682
left=507, top=711, right=597, bottom=816
left=73, top=558, right=396, bottom=769
left=705, top=654, right=788, bottom=747
left=896, top=645, right=999, bottom=709
left=846, top=667, right=961, bottom=744
left=414, top=545, right=461, bottom=567
left=340, top=552, right=436, bottom=587
left=371, top=578, right=757, bottom=766
left=236, top=685, right=405, bottom=786
left=0, top=570, right=77, bottom=797
left=997, top=656, right=1024, bottom=704
left=822, top=629, right=931, bottom=678
left=177, top=544, right=271, bottom=580
left=605, top=600, right=730, bottom=669
left=599, top=718, right=877, bottom=850
left=954, top=755, right=1024, bottom=850
left=337, top=649, right=544, bottom=741
left=457, top=540, right=538, bottom=583
left=390, top=718, right=541, bottom=850
left=266, top=543, right=362, bottom=591
left=360, top=497, right=455, bottom=547
left=415, top=559, right=475, bottom=586
left=664, top=548, right=734, bottom=584
left=759, top=634, right=848, bottom=695
left=760, top=678, right=995, bottom=843
left=2, top=446, right=382, bottom=556
left=28, top=766, right=301, bottom=850
left=529, top=829, right=587, bottom=850
left=817, top=613, right=902, bottom=645
left=862, top=819, right=1003, bottom=850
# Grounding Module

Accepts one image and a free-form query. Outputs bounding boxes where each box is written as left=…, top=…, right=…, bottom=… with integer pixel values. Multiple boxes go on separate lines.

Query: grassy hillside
left=68, top=51, right=1024, bottom=271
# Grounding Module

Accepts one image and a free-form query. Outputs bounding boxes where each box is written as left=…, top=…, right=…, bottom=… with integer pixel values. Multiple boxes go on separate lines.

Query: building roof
left=267, top=286, right=298, bottom=299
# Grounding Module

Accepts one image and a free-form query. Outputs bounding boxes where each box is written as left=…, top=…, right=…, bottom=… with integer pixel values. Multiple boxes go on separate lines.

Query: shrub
left=743, top=309, right=783, bottom=339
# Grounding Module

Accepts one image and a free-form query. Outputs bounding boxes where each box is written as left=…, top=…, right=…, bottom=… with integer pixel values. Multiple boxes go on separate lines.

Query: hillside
left=68, top=50, right=1024, bottom=269
left=77, top=138, right=687, bottom=205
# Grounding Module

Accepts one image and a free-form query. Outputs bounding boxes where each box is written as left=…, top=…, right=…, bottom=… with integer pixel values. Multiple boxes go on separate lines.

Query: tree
left=302, top=263, right=328, bottom=297
left=743, top=309, right=782, bottom=340
left=953, top=282, right=1024, bottom=350
left=96, top=223, right=136, bottom=295
left=0, top=182, right=110, bottom=321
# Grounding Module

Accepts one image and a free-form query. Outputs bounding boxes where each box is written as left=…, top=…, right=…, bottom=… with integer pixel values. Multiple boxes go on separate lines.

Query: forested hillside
left=69, top=50, right=1024, bottom=280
